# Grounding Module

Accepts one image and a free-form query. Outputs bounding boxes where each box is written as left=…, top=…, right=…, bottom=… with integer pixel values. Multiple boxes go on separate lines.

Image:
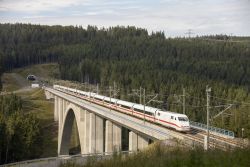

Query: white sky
left=0, top=0, right=249, bottom=37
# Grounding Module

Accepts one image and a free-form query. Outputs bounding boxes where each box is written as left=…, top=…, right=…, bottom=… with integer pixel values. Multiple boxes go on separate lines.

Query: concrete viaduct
left=44, top=87, right=202, bottom=156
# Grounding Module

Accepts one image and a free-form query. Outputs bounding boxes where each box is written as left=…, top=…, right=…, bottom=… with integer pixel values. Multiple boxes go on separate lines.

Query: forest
left=0, top=23, right=250, bottom=138
left=0, top=94, right=43, bottom=164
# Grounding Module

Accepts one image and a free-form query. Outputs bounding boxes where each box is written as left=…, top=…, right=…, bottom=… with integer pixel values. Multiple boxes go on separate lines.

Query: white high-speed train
left=53, top=85, right=190, bottom=132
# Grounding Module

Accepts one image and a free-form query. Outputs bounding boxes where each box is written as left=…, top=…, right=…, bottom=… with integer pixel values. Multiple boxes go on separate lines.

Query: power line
left=210, top=96, right=250, bottom=106
left=163, top=103, right=205, bottom=108
left=183, top=88, right=185, bottom=114
left=73, top=82, right=250, bottom=107
left=185, top=93, right=207, bottom=101
left=186, top=94, right=250, bottom=107
left=206, top=85, right=211, bottom=150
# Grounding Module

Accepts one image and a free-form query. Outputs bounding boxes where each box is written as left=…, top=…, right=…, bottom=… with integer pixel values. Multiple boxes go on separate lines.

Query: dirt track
left=9, top=73, right=29, bottom=88
left=1, top=73, right=33, bottom=94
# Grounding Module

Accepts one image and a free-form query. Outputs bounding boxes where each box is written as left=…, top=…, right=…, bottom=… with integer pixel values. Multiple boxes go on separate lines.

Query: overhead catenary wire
left=161, top=103, right=205, bottom=108
left=210, top=95, right=250, bottom=106
left=71, top=82, right=250, bottom=107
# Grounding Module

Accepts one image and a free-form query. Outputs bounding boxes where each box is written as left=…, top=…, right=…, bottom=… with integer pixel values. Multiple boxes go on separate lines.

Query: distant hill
left=0, top=23, right=249, bottom=138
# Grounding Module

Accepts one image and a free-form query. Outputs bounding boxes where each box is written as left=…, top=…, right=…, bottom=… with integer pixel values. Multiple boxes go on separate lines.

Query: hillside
left=0, top=23, right=250, bottom=138
left=0, top=64, right=60, bottom=161
left=0, top=63, right=82, bottom=161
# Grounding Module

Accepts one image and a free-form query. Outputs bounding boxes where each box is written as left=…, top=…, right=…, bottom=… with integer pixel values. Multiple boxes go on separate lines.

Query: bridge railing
left=0, top=151, right=134, bottom=167
left=190, top=121, right=235, bottom=138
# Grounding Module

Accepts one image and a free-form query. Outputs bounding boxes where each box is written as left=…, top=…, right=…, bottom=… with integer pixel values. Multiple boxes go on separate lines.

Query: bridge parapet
left=44, top=88, right=55, bottom=100
left=190, top=121, right=235, bottom=138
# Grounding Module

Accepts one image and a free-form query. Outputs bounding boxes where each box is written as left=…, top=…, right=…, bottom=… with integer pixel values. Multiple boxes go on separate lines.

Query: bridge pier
left=105, top=120, right=113, bottom=153
left=113, top=123, right=122, bottom=151
left=58, top=97, right=62, bottom=154
left=54, top=96, right=59, bottom=121
left=95, top=115, right=104, bottom=153
left=89, top=113, right=95, bottom=153
left=81, top=111, right=104, bottom=154
left=83, top=110, right=90, bottom=153
left=138, top=135, right=149, bottom=150
left=105, top=120, right=122, bottom=153
left=129, top=131, right=149, bottom=151
left=129, top=131, right=138, bottom=151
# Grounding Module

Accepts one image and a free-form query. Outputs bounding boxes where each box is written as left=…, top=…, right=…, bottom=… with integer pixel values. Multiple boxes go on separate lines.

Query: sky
left=0, top=0, right=249, bottom=37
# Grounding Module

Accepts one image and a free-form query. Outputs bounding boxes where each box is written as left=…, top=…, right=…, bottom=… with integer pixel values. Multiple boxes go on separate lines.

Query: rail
left=190, top=121, right=235, bottom=138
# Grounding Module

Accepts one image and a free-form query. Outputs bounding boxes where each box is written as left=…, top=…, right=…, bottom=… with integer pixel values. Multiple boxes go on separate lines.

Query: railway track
left=54, top=88, right=246, bottom=150
left=194, top=128, right=247, bottom=148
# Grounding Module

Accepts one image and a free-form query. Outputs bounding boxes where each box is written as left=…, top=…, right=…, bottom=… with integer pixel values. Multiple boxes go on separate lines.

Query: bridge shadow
left=69, top=145, right=81, bottom=155
left=60, top=109, right=81, bottom=155
left=69, top=118, right=81, bottom=155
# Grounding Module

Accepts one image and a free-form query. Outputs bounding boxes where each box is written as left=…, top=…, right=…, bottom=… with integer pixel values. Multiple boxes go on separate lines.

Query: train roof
left=54, top=85, right=189, bottom=117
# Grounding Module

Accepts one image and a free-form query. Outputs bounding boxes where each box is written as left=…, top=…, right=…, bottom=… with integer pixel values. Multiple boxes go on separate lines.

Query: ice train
left=53, top=85, right=190, bottom=132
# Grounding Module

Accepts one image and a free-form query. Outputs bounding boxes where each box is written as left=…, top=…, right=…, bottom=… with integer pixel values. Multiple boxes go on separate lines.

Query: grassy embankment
left=1, top=63, right=60, bottom=157
left=61, top=143, right=250, bottom=167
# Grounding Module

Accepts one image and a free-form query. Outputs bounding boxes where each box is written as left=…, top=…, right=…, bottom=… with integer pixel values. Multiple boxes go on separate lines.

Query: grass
left=60, top=143, right=250, bottom=167
left=1, top=73, right=22, bottom=91
left=14, top=63, right=59, bottom=79
left=1, top=63, right=59, bottom=157
left=18, top=88, right=58, bottom=157
left=1, top=63, right=82, bottom=158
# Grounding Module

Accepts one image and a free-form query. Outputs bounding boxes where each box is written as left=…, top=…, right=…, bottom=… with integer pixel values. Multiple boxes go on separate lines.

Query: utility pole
left=206, top=85, right=211, bottom=150
left=143, top=88, right=146, bottom=124
left=96, top=83, right=99, bottom=94
left=109, top=86, right=112, bottom=111
left=112, top=81, right=120, bottom=99
left=230, top=33, right=233, bottom=41
left=242, top=128, right=244, bottom=138
left=130, top=87, right=142, bottom=104
left=185, top=29, right=194, bottom=38
left=139, top=86, right=142, bottom=104
left=113, top=82, right=116, bottom=98
left=183, top=88, right=185, bottom=114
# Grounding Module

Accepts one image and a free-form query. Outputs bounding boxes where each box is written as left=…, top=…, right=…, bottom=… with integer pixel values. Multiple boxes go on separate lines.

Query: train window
left=146, top=111, right=153, bottom=116
left=135, top=108, right=153, bottom=116
left=171, top=116, right=173, bottom=119
left=175, top=117, right=176, bottom=120
left=158, top=112, right=160, bottom=116
left=178, top=117, right=189, bottom=121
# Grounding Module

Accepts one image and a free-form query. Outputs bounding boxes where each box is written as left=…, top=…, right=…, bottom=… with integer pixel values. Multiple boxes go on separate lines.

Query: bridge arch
left=59, top=104, right=84, bottom=155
